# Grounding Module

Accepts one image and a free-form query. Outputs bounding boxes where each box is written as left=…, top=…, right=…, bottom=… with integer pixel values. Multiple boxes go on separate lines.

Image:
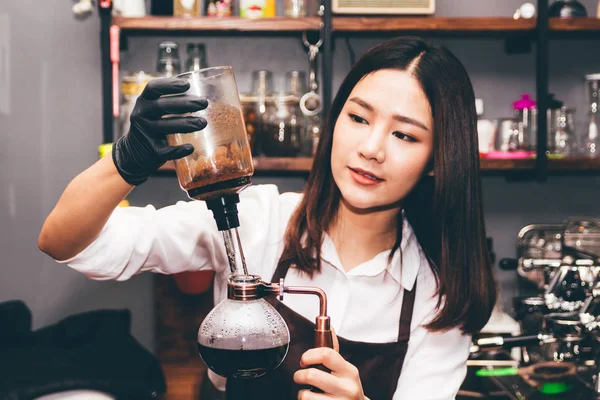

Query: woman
left=38, top=37, right=496, bottom=399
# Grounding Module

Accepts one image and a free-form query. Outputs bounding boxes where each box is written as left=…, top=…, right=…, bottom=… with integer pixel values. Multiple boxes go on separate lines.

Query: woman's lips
left=349, top=167, right=384, bottom=186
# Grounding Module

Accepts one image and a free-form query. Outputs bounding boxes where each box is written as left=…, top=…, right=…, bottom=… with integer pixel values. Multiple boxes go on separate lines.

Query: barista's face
left=331, top=69, right=434, bottom=212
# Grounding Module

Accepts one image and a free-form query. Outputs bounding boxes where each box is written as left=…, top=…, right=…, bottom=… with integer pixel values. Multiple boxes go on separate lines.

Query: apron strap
left=271, top=260, right=292, bottom=283
left=273, top=247, right=418, bottom=343
left=397, top=282, right=417, bottom=342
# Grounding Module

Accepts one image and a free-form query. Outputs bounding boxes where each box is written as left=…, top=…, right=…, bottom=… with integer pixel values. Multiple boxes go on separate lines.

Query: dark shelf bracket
left=322, top=0, right=333, bottom=117
left=535, top=0, right=549, bottom=181
left=99, top=0, right=114, bottom=145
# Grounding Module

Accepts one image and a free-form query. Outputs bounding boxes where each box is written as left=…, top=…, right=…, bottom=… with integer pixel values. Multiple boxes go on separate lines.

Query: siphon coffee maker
left=167, top=66, right=334, bottom=382
left=197, top=274, right=333, bottom=380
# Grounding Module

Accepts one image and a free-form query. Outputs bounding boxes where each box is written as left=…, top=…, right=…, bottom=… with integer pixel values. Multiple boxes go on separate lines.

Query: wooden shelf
left=550, top=17, right=600, bottom=32
left=252, top=156, right=314, bottom=171
left=113, top=16, right=537, bottom=34
left=332, top=17, right=536, bottom=33
left=113, top=16, right=321, bottom=32
left=480, top=157, right=535, bottom=171
left=547, top=156, right=600, bottom=171
left=158, top=156, right=600, bottom=174
left=112, top=16, right=600, bottom=37
left=481, top=156, right=600, bottom=172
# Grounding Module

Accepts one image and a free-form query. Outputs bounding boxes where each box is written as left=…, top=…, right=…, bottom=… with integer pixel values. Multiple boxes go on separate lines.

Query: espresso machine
left=464, top=219, right=600, bottom=399
left=167, top=66, right=334, bottom=382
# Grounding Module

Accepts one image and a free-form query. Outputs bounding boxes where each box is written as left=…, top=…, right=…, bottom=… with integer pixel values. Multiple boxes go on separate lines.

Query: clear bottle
left=261, top=92, right=303, bottom=157
left=546, top=93, right=564, bottom=155
left=475, top=99, right=494, bottom=155
left=585, top=74, right=600, bottom=157
left=306, top=114, right=321, bottom=156
left=285, top=70, right=306, bottom=97
left=185, top=43, right=208, bottom=72
left=156, top=41, right=181, bottom=78
left=553, top=107, right=575, bottom=156
left=285, top=71, right=314, bottom=155
left=512, top=93, right=537, bottom=151
left=251, top=70, right=274, bottom=99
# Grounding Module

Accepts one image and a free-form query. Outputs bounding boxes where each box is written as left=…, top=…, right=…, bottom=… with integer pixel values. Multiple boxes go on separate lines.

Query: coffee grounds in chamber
left=171, top=102, right=253, bottom=191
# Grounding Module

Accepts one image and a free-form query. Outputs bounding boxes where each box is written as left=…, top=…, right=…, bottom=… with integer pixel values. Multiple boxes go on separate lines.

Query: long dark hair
left=278, top=37, right=496, bottom=334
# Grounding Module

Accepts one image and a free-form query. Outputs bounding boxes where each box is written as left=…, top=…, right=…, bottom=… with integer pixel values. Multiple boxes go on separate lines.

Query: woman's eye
left=348, top=113, right=368, bottom=124
left=393, top=131, right=417, bottom=142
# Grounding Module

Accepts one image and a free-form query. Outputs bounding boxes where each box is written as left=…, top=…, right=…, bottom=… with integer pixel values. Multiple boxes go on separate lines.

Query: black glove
left=112, top=77, right=208, bottom=186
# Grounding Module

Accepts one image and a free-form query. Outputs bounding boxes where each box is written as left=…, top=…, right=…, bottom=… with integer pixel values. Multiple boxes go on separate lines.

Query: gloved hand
left=112, top=77, right=208, bottom=186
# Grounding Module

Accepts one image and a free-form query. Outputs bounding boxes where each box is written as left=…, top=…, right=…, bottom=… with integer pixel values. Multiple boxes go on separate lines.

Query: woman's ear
left=427, top=170, right=434, bottom=177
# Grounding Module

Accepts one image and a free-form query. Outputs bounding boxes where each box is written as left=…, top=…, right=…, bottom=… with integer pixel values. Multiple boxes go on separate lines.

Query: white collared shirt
left=58, top=184, right=471, bottom=399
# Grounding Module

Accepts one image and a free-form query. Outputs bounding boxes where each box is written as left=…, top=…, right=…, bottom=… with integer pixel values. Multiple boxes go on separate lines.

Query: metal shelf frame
left=97, top=0, right=600, bottom=179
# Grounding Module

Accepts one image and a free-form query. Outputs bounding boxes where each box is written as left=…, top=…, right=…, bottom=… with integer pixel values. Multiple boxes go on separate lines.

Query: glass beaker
left=166, top=66, right=254, bottom=201
left=156, top=41, right=181, bottom=78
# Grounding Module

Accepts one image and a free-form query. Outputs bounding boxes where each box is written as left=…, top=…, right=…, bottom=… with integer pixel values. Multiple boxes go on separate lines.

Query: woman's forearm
left=38, top=154, right=133, bottom=261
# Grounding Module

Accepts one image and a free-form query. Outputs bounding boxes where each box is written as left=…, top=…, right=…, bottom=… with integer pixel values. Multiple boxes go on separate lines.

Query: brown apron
left=200, top=261, right=417, bottom=400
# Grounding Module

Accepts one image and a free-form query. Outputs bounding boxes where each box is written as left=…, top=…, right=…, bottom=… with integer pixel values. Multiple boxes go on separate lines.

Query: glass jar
left=261, top=93, right=304, bottom=157
left=251, top=70, right=274, bottom=97
left=166, top=67, right=254, bottom=201
left=240, top=70, right=275, bottom=155
left=285, top=71, right=316, bottom=155
left=156, top=41, right=181, bottom=77
left=285, top=70, right=306, bottom=97
left=284, top=0, right=306, bottom=17
left=240, top=93, right=268, bottom=156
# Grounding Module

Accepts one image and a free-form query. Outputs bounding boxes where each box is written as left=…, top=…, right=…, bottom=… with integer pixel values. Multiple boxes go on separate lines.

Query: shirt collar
left=320, top=213, right=421, bottom=291
left=390, top=216, right=421, bottom=291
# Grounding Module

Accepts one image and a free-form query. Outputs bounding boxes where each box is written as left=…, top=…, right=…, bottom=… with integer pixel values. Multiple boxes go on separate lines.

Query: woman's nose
left=357, top=126, right=386, bottom=163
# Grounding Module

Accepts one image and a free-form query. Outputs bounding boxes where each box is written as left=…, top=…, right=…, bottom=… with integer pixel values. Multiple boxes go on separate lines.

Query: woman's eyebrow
left=348, top=96, right=429, bottom=132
